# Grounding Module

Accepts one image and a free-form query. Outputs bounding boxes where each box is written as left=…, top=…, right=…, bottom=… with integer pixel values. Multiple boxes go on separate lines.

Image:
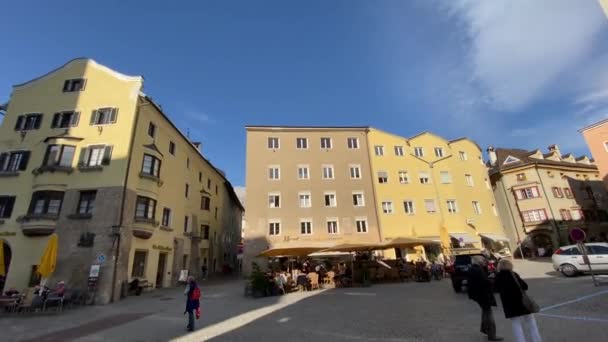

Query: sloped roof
left=489, top=148, right=597, bottom=175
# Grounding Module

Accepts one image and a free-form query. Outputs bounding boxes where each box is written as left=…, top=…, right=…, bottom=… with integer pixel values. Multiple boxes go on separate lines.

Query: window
left=135, top=196, right=156, bottom=219
left=414, top=147, right=424, bottom=157
left=298, top=165, right=310, bottom=180
left=299, top=192, right=311, bottom=208
left=322, top=165, right=334, bottom=179
left=521, top=209, right=547, bottom=223
left=559, top=209, right=572, bottom=221
left=564, top=188, right=573, bottom=198
left=184, top=216, right=190, bottom=233
left=207, top=178, right=211, bottom=189
left=320, top=137, right=332, bottom=149
left=78, top=145, right=112, bottom=167
left=472, top=201, right=481, bottom=215
left=63, top=78, right=85, bottom=92
left=268, top=166, right=280, bottom=180
left=447, top=200, right=458, bottom=213
left=353, top=192, right=365, bottom=207
left=552, top=187, right=564, bottom=198
left=0, top=196, right=16, bottom=218
left=374, top=145, right=384, bottom=156
left=29, top=191, right=64, bottom=216
left=131, top=251, right=147, bottom=278
left=424, top=199, right=436, bottom=213
left=268, top=137, right=279, bottom=149
left=516, top=173, right=526, bottom=181
left=202, top=225, right=210, bottom=239
left=382, top=201, right=393, bottom=214
left=434, top=147, right=444, bottom=157
left=43, top=145, right=75, bottom=167
left=215, top=185, right=218, bottom=195
left=440, top=171, right=452, bottom=184
left=0, top=151, right=30, bottom=172
left=394, top=146, right=404, bottom=156
left=300, top=220, right=312, bottom=235
left=515, top=187, right=540, bottom=200
left=403, top=200, right=415, bottom=215
left=51, top=111, right=79, bottom=128
left=185, top=183, right=190, bottom=198
left=169, top=141, right=175, bottom=155
left=459, top=151, right=467, bottom=161
left=186, top=158, right=190, bottom=169
left=398, top=171, right=409, bottom=184
left=571, top=209, right=583, bottom=221
left=90, top=107, right=118, bottom=125
left=269, top=221, right=281, bottom=235
left=141, top=154, right=161, bottom=177
left=77, top=191, right=96, bottom=215
left=492, top=204, right=498, bottom=216
left=268, top=193, right=281, bottom=208
left=465, top=174, right=474, bottom=186
left=291, top=137, right=306, bottom=149
left=327, top=219, right=339, bottom=234
left=201, top=196, right=211, bottom=210
left=588, top=245, right=608, bottom=255
left=214, top=207, right=218, bottom=219
left=355, top=219, right=368, bottom=233
left=377, top=171, right=388, bottom=183
left=419, top=171, right=430, bottom=184
left=14, top=113, right=43, bottom=131
left=162, top=208, right=171, bottom=227
left=347, top=137, right=359, bottom=149
left=198, top=172, right=202, bottom=182
left=350, top=165, right=361, bottom=179
left=324, top=192, right=337, bottom=207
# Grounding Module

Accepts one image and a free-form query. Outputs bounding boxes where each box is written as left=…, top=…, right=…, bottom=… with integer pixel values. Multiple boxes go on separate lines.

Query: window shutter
left=515, top=190, right=523, bottom=200
left=71, top=112, right=80, bottom=126
left=19, top=151, right=30, bottom=171
left=51, top=113, right=61, bottom=128
left=90, top=110, right=98, bottom=125
left=78, top=147, right=89, bottom=166
left=101, top=145, right=113, bottom=165
left=34, top=115, right=42, bottom=129
left=80, top=79, right=87, bottom=91
left=110, top=108, right=118, bottom=123
left=14, top=116, right=24, bottom=130
left=2, top=197, right=16, bottom=218
left=0, top=153, right=7, bottom=171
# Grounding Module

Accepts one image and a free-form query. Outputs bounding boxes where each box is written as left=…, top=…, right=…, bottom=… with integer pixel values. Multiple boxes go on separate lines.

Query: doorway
left=156, top=253, right=167, bottom=288
left=0, top=240, right=12, bottom=294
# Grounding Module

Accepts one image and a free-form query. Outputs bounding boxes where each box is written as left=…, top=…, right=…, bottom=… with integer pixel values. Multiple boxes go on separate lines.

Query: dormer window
left=63, top=78, right=86, bottom=92
left=503, top=155, right=521, bottom=164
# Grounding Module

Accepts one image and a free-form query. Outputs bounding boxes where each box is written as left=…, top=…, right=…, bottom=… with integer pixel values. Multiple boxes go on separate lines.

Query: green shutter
left=102, top=145, right=113, bottom=165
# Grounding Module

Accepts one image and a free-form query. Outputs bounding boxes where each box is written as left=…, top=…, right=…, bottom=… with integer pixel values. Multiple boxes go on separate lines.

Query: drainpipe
left=363, top=129, right=384, bottom=244
left=534, top=166, right=561, bottom=247
left=499, top=177, right=524, bottom=259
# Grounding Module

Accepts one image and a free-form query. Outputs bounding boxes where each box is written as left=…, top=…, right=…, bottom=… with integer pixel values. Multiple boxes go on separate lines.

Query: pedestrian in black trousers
left=467, top=256, right=503, bottom=341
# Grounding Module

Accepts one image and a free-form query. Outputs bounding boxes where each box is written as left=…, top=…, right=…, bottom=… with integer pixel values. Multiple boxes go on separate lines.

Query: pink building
left=580, top=119, right=608, bottom=190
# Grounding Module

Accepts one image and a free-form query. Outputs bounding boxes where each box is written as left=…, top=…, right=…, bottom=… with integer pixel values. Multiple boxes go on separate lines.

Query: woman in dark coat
left=494, top=259, right=542, bottom=342
left=184, top=276, right=200, bottom=332
left=467, top=256, right=502, bottom=341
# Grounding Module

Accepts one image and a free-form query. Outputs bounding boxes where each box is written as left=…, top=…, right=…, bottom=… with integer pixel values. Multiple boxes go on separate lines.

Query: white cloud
left=176, top=102, right=215, bottom=125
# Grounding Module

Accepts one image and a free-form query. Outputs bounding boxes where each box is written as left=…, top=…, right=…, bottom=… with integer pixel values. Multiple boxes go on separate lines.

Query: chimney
left=487, top=146, right=497, bottom=166
left=548, top=144, right=561, bottom=158
left=192, top=142, right=202, bottom=152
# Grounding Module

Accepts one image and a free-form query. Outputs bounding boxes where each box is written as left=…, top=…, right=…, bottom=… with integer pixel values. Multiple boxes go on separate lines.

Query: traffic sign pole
left=571, top=228, right=598, bottom=287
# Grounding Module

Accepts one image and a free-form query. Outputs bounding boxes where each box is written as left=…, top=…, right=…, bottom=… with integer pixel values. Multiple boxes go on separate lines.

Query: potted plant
left=249, top=262, right=269, bottom=298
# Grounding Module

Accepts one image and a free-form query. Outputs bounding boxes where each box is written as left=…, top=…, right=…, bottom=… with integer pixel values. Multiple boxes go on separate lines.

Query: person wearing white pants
left=495, top=259, right=543, bottom=342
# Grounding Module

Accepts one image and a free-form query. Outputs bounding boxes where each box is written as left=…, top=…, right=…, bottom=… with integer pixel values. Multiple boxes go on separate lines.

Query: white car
left=552, top=242, right=608, bottom=277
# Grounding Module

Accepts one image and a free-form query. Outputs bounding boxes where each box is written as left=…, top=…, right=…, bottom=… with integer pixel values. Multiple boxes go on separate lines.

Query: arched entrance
left=531, top=233, right=554, bottom=257
left=0, top=239, right=12, bottom=294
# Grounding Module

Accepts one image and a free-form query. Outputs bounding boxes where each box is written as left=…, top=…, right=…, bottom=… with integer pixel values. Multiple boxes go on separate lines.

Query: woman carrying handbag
left=495, top=259, right=542, bottom=342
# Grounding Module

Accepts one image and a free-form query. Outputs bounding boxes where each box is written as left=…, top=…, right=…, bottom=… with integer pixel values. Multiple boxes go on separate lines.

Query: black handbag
left=511, top=271, right=540, bottom=313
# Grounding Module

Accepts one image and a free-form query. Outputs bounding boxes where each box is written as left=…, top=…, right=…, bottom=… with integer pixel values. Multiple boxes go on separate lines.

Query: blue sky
left=1, top=1, right=608, bottom=188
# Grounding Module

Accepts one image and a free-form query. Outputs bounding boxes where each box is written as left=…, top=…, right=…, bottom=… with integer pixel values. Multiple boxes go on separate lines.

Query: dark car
left=450, top=253, right=498, bottom=293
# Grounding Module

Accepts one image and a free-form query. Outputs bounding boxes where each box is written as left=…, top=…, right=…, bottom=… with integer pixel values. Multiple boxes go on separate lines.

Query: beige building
left=488, top=145, right=608, bottom=255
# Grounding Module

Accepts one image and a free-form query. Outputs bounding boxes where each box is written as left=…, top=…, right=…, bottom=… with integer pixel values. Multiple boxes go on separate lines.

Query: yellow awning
left=0, top=240, right=5, bottom=277
left=38, top=234, right=58, bottom=278
left=382, top=237, right=440, bottom=249
left=318, top=243, right=385, bottom=253
left=257, top=241, right=335, bottom=257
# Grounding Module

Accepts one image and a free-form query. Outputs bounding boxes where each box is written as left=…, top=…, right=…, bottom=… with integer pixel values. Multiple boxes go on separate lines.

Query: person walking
left=201, top=264, right=207, bottom=280
left=494, top=259, right=542, bottom=342
left=467, top=256, right=503, bottom=341
left=184, top=276, right=201, bottom=332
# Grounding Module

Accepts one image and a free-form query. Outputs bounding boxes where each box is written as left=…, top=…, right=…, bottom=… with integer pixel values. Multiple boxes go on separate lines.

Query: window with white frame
left=327, top=219, right=339, bottom=234
left=268, top=221, right=281, bottom=235
left=268, top=193, right=280, bottom=208
left=355, top=218, right=368, bottom=233
left=425, top=199, right=437, bottom=213
left=459, top=151, right=467, bottom=161
left=300, top=220, right=313, bottom=235
left=382, top=201, right=393, bottom=214
left=299, top=192, right=311, bottom=208
left=403, top=200, right=415, bottom=214
left=434, top=147, right=444, bottom=157
left=571, top=209, right=583, bottom=221
left=268, top=137, right=279, bottom=149
left=353, top=192, right=365, bottom=206
left=324, top=192, right=337, bottom=207
left=446, top=200, right=458, bottom=213
left=472, top=201, right=481, bottom=215
left=465, top=174, right=474, bottom=186
left=394, top=146, right=404, bottom=156
left=521, top=209, right=547, bottom=223
left=398, top=171, right=409, bottom=184
left=515, top=187, right=540, bottom=200
left=347, top=137, right=359, bottom=149
left=296, top=137, right=308, bottom=149
left=90, top=108, right=117, bottom=125
left=374, top=145, right=384, bottom=156
left=414, top=147, right=424, bottom=157
left=268, top=166, right=280, bottom=180
left=320, top=137, right=332, bottom=149
left=419, top=171, right=430, bottom=184
left=440, top=171, right=452, bottom=184
left=377, top=171, right=388, bottom=183
left=349, top=165, right=361, bottom=179
left=298, top=165, right=310, bottom=179
left=322, top=165, right=334, bottom=179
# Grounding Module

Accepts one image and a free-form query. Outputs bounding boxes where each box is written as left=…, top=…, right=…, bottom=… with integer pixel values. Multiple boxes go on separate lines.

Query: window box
left=134, top=217, right=159, bottom=226
left=33, top=165, right=74, bottom=175
left=132, top=218, right=159, bottom=239
left=138, top=172, right=163, bottom=186
left=67, top=213, right=93, bottom=220
left=18, top=213, right=60, bottom=222
left=0, top=171, right=19, bottom=177
left=160, top=225, right=173, bottom=232
left=78, top=165, right=104, bottom=172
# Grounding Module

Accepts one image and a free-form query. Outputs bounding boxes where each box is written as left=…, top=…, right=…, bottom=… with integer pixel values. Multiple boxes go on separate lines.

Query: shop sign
left=153, top=244, right=172, bottom=252
left=0, top=231, right=17, bottom=237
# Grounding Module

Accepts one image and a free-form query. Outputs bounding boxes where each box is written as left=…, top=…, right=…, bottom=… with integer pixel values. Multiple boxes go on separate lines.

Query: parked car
left=552, top=242, right=608, bottom=277
left=450, top=253, right=498, bottom=292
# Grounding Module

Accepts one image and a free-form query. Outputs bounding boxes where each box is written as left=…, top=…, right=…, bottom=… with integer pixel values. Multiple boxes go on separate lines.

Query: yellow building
left=0, top=59, right=243, bottom=303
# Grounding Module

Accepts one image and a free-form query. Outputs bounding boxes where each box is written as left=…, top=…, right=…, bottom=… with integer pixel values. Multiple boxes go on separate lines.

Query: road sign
left=89, top=264, right=100, bottom=277
left=97, top=254, right=106, bottom=264
left=576, top=240, right=599, bottom=287
left=570, top=228, right=586, bottom=242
